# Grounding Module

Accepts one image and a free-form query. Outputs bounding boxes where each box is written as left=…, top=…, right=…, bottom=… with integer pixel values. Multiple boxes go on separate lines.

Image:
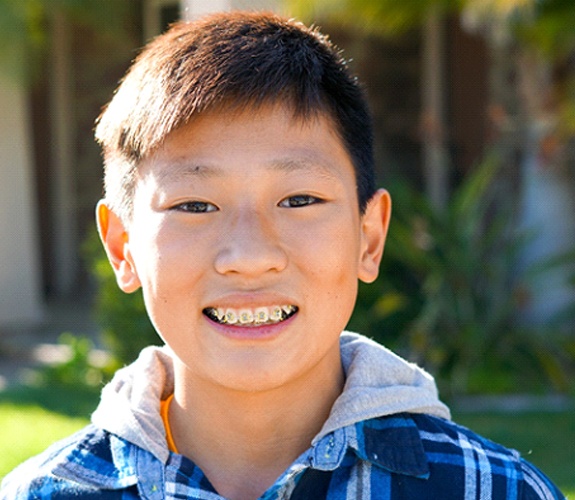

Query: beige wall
left=181, top=0, right=280, bottom=20
left=230, top=0, right=281, bottom=10
left=0, top=76, right=43, bottom=326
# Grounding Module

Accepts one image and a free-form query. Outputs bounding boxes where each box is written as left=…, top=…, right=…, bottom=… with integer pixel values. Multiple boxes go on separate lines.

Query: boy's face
left=98, top=104, right=390, bottom=393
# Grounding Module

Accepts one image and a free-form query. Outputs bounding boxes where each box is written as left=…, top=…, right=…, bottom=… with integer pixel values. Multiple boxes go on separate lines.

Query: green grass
left=0, top=402, right=89, bottom=479
left=0, top=385, right=573, bottom=498
left=0, top=383, right=97, bottom=480
left=454, top=411, right=575, bottom=497
left=0, top=383, right=101, bottom=418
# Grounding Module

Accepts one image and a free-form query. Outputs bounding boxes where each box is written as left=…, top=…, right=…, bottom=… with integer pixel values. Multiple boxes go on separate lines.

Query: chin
left=215, top=361, right=301, bottom=393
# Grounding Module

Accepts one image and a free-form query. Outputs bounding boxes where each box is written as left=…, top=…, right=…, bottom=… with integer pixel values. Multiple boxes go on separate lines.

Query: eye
left=172, top=201, right=218, bottom=213
left=279, top=195, right=323, bottom=208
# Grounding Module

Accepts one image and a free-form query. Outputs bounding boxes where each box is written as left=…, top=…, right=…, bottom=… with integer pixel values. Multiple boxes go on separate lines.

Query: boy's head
left=95, top=11, right=376, bottom=222
left=95, top=11, right=391, bottom=394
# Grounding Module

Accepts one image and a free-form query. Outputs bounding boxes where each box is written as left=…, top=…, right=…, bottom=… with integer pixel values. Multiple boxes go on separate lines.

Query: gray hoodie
left=92, top=331, right=450, bottom=464
left=5, top=333, right=563, bottom=499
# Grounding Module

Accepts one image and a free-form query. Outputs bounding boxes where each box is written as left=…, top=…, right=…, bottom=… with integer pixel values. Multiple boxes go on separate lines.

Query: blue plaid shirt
left=1, top=412, right=564, bottom=499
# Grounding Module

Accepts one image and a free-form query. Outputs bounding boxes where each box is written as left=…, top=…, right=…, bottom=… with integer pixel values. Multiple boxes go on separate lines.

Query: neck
left=169, top=357, right=344, bottom=500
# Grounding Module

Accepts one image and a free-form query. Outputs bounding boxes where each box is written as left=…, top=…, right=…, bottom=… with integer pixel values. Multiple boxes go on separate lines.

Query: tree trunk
left=421, top=6, right=449, bottom=211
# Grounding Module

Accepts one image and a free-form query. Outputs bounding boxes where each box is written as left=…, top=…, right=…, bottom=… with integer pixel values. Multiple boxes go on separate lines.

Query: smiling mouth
left=203, top=305, right=298, bottom=326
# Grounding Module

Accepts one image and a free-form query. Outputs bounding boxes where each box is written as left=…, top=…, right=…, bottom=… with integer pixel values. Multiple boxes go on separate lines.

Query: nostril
left=213, top=240, right=288, bottom=276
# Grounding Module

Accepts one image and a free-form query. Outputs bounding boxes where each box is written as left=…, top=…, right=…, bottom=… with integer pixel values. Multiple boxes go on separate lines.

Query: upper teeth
left=205, top=305, right=297, bottom=326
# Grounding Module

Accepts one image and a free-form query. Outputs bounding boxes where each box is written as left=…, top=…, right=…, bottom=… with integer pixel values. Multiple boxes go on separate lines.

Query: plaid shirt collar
left=51, top=413, right=429, bottom=494
left=310, top=414, right=428, bottom=477
left=4, top=412, right=565, bottom=499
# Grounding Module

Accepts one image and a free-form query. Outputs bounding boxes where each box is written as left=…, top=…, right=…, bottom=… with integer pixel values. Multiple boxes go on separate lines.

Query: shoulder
left=409, top=413, right=565, bottom=499
left=0, top=424, right=138, bottom=499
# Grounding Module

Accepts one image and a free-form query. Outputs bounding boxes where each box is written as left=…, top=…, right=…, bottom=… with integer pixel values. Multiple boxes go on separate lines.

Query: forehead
left=136, top=103, right=354, bottom=183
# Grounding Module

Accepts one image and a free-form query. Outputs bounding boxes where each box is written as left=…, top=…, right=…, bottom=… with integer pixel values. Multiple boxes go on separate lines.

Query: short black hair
left=96, top=11, right=376, bottom=221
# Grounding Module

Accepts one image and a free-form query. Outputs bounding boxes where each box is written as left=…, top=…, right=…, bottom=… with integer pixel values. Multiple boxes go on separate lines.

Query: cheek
left=130, top=232, right=195, bottom=311
left=304, top=219, right=361, bottom=275
left=294, top=222, right=361, bottom=308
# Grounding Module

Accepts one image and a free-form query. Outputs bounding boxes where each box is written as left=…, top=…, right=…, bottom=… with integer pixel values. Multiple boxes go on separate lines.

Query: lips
left=203, top=305, right=298, bottom=326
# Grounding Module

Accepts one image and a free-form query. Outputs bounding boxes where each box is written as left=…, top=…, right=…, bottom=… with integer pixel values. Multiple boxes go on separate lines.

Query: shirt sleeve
left=520, top=458, right=566, bottom=500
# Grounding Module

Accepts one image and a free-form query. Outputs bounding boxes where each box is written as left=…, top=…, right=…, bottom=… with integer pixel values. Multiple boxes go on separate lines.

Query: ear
left=96, top=200, right=141, bottom=293
left=357, top=189, right=392, bottom=284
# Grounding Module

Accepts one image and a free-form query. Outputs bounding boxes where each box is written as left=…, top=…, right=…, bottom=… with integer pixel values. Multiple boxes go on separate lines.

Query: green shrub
left=350, top=155, right=575, bottom=396
left=83, top=230, right=162, bottom=365
left=34, top=332, right=114, bottom=388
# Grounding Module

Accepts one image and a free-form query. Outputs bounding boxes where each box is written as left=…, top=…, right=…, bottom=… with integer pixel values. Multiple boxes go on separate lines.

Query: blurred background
left=0, top=0, right=574, bottom=491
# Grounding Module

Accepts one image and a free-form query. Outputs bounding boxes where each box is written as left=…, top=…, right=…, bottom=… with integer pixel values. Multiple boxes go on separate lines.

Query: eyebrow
left=155, top=162, right=223, bottom=183
left=269, top=157, right=339, bottom=179
left=156, top=155, right=340, bottom=183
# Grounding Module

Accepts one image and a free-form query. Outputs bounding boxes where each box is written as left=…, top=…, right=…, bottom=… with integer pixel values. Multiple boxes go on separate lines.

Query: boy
left=1, top=11, right=565, bottom=500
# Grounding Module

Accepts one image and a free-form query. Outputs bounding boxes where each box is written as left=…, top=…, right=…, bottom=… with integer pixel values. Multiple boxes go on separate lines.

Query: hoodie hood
left=92, top=346, right=175, bottom=463
left=314, top=333, right=450, bottom=443
left=92, top=332, right=450, bottom=463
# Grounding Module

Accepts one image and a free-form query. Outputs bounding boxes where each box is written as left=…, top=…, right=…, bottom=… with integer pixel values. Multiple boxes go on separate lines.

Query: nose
left=214, top=208, right=288, bottom=277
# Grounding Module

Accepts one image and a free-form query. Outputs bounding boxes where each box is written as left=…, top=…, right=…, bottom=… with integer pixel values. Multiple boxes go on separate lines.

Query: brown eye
left=173, top=201, right=218, bottom=213
left=279, top=195, right=322, bottom=208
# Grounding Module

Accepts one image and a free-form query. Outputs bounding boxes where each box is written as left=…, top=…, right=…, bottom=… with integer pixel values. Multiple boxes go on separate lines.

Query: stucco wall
left=181, top=0, right=280, bottom=20
left=0, top=75, right=43, bottom=326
